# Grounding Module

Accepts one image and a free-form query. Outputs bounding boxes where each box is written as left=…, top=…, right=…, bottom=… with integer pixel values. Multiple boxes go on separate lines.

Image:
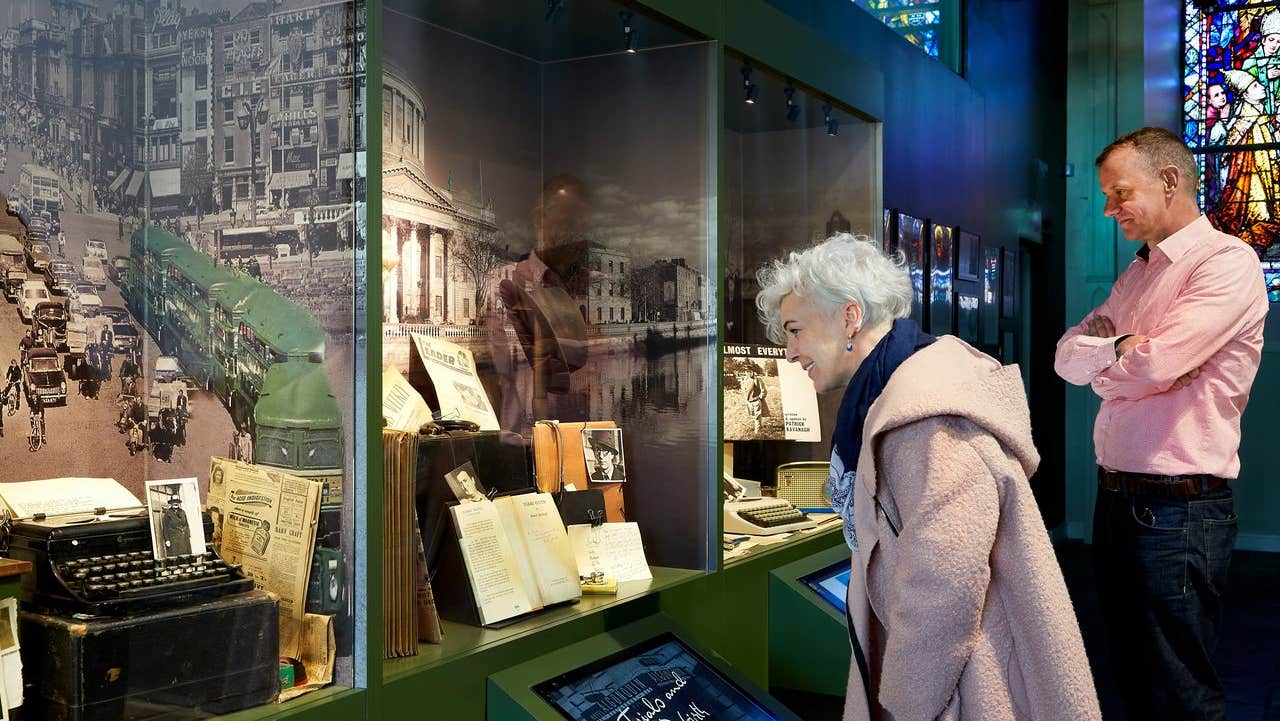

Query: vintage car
left=69, top=281, right=96, bottom=301
left=85, top=238, right=108, bottom=260
left=99, top=305, right=130, bottom=324
left=18, top=279, right=50, bottom=322
left=3, top=267, right=27, bottom=303
left=24, top=347, right=67, bottom=406
left=82, top=257, right=107, bottom=289
left=44, top=259, right=75, bottom=295
left=26, top=241, right=51, bottom=272
left=33, top=302, right=68, bottom=352
left=0, top=234, right=24, bottom=274
left=111, top=321, right=139, bottom=352
left=108, top=255, right=130, bottom=284
left=68, top=289, right=102, bottom=318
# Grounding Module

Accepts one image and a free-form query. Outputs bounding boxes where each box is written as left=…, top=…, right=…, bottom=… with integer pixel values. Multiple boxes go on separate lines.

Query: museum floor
left=772, top=542, right=1280, bottom=720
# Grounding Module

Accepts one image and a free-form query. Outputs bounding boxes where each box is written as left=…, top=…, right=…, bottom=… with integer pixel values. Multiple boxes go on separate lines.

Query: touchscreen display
left=533, top=633, right=783, bottom=721
left=799, top=560, right=851, bottom=615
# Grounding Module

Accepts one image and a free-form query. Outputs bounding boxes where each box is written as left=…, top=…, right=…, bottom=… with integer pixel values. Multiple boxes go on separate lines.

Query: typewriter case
left=19, top=590, right=279, bottom=721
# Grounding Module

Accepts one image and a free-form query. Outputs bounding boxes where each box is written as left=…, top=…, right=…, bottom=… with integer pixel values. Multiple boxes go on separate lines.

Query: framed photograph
left=981, top=246, right=1001, bottom=347
left=1002, top=247, right=1018, bottom=319
left=581, top=428, right=627, bottom=482
left=898, top=213, right=926, bottom=327
left=928, top=221, right=954, bottom=336
left=883, top=208, right=897, bottom=254
left=956, top=229, right=980, bottom=281
left=145, top=478, right=206, bottom=561
left=445, top=461, right=488, bottom=503
left=1003, top=330, right=1017, bottom=365
left=957, top=290, right=979, bottom=343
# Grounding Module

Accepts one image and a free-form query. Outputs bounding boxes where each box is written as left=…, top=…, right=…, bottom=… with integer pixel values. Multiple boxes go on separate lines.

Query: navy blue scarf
left=832, top=318, right=935, bottom=470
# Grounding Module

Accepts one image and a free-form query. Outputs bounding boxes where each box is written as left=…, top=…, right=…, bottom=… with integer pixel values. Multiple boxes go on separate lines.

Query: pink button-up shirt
left=1054, top=215, right=1267, bottom=478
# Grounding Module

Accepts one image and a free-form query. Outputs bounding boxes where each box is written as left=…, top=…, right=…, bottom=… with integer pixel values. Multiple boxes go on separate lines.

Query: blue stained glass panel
left=851, top=0, right=941, bottom=58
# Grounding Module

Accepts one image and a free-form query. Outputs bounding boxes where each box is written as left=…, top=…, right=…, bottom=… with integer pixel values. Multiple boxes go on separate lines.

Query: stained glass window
left=851, top=0, right=944, bottom=59
left=1184, top=1, right=1280, bottom=261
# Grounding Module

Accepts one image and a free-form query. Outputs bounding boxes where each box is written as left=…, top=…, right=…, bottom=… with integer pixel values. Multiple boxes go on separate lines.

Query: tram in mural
left=125, top=226, right=342, bottom=482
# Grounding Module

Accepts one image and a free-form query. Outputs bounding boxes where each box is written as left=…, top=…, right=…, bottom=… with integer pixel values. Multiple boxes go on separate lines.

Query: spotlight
left=545, top=0, right=564, bottom=23
left=620, top=10, right=636, bottom=53
left=784, top=84, right=799, bottom=122
left=741, top=65, right=758, bottom=105
left=822, top=104, right=838, bottom=136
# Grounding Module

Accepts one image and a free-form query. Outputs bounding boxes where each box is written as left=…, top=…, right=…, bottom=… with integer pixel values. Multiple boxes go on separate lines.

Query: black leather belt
left=1097, top=467, right=1229, bottom=499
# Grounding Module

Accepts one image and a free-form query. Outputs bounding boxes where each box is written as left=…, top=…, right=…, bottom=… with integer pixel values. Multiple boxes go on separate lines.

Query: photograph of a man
left=145, top=478, right=206, bottom=560
left=445, top=461, right=487, bottom=503
left=582, top=429, right=626, bottom=482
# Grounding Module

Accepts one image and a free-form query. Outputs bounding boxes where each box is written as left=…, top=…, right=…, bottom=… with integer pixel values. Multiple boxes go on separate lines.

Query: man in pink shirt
left=1055, top=127, right=1267, bottom=720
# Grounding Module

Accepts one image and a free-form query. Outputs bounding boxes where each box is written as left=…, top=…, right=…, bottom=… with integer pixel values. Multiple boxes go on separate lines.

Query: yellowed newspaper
left=382, top=366, right=434, bottom=433
left=206, top=458, right=321, bottom=660
left=410, top=334, right=499, bottom=430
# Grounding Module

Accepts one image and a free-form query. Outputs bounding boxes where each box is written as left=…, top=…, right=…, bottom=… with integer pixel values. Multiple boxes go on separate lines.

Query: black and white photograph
left=581, top=427, right=626, bottom=482
left=722, top=357, right=785, bottom=441
left=444, top=460, right=486, bottom=504
left=378, top=6, right=715, bottom=567
left=145, top=477, right=205, bottom=560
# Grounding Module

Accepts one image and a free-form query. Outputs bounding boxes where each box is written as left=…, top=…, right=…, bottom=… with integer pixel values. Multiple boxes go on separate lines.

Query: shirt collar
left=1138, top=214, right=1210, bottom=264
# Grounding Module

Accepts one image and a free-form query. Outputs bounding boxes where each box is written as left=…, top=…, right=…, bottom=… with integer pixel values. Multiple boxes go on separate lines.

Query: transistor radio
left=775, top=461, right=831, bottom=510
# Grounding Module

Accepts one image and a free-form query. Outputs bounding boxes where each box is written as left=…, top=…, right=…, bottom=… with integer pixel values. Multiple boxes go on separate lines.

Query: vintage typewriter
left=3, top=507, right=253, bottom=616
left=724, top=497, right=818, bottom=536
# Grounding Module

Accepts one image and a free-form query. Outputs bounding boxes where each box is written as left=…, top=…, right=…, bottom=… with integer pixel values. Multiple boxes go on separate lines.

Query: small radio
left=775, top=461, right=831, bottom=510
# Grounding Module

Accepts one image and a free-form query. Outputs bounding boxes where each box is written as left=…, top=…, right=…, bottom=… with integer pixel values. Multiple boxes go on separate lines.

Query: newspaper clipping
left=722, top=344, right=821, bottom=442
left=206, top=458, right=322, bottom=659
left=409, top=334, right=499, bottom=430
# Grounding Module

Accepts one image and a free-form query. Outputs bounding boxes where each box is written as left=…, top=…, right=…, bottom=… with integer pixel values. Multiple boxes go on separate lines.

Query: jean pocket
left=1202, top=515, right=1238, bottom=595
left=1128, top=498, right=1189, bottom=599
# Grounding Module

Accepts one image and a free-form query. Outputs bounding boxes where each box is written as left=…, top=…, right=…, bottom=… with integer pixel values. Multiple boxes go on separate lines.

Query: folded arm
left=1091, top=247, right=1264, bottom=400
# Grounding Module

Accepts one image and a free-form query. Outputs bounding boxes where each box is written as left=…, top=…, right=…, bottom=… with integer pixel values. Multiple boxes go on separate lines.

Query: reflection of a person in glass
left=488, top=175, right=593, bottom=432
left=587, top=434, right=624, bottom=481
left=160, top=495, right=192, bottom=556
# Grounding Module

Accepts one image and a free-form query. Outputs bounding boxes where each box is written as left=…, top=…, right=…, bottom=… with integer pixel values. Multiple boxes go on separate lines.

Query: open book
left=449, top=493, right=580, bottom=626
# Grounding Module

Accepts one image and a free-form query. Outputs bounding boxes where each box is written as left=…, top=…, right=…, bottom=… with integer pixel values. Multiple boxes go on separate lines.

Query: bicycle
left=28, top=413, right=44, bottom=452
left=3, top=384, right=19, bottom=417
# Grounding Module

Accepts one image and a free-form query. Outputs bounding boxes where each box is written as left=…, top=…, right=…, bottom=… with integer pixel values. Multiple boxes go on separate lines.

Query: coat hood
left=861, top=336, right=1039, bottom=492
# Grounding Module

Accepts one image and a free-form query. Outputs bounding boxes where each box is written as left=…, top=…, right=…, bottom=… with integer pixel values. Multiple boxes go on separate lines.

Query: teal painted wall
left=1064, top=0, right=1280, bottom=549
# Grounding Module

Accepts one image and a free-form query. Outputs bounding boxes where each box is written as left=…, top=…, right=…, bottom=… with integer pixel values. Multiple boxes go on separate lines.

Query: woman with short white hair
left=756, top=233, right=1100, bottom=721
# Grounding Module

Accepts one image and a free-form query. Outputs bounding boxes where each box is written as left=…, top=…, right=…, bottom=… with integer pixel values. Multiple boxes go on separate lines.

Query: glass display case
left=378, top=0, right=717, bottom=680
left=721, top=50, right=880, bottom=559
left=0, top=0, right=367, bottom=716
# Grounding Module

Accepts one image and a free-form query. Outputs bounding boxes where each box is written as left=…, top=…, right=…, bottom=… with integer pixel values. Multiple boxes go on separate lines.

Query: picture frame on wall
left=898, top=213, right=926, bottom=327
left=883, top=208, right=897, bottom=254
left=957, top=290, right=979, bottom=343
left=1001, top=247, right=1018, bottom=319
left=928, top=222, right=954, bottom=336
left=981, top=246, right=1001, bottom=347
left=956, top=229, right=980, bottom=282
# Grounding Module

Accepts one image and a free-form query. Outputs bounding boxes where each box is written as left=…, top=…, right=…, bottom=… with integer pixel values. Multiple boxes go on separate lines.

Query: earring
left=846, top=335, right=854, bottom=353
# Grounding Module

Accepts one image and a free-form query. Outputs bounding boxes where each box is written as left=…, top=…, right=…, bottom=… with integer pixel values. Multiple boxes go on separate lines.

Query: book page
left=566, top=522, right=652, bottom=583
left=382, top=366, right=434, bottom=433
left=512, top=493, right=581, bottom=605
left=410, top=334, right=499, bottom=430
left=0, top=478, right=142, bottom=518
left=722, top=345, right=821, bottom=442
left=492, top=497, right=544, bottom=609
left=450, top=500, right=533, bottom=625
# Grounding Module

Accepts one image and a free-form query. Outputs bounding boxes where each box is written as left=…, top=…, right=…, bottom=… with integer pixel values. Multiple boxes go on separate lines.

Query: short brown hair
left=1095, top=127, right=1199, bottom=196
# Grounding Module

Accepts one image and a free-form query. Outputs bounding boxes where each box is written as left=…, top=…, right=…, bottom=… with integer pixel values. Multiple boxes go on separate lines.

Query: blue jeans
left=1092, top=483, right=1237, bottom=721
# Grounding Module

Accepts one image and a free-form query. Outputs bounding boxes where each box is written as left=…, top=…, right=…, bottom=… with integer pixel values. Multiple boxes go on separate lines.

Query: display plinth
left=768, top=543, right=853, bottom=697
left=487, top=614, right=804, bottom=721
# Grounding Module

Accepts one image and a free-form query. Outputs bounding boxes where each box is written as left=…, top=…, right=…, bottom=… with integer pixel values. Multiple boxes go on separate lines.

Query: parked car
left=24, top=347, right=66, bottom=406
left=18, top=279, right=50, bottom=322
left=108, top=255, right=130, bottom=284
left=45, top=259, right=75, bottom=295
left=3, top=267, right=27, bottom=303
left=100, top=305, right=130, bottom=324
left=85, top=238, right=108, bottom=260
left=26, top=242, right=51, bottom=272
left=154, top=355, right=183, bottom=383
left=68, top=290, right=102, bottom=318
left=69, top=281, right=96, bottom=301
left=82, top=258, right=107, bottom=289
left=0, top=234, right=24, bottom=273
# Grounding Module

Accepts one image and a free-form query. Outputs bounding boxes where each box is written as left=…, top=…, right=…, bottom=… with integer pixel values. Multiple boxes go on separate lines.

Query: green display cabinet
left=488, top=614, right=805, bottom=721
left=767, top=543, right=853, bottom=697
